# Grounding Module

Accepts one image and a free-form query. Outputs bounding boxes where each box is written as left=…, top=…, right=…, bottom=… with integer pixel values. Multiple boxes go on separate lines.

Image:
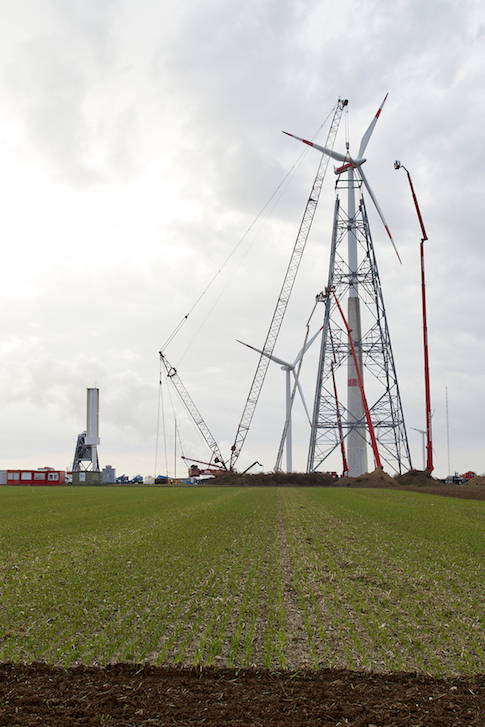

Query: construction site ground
left=2, top=478, right=482, bottom=726
left=197, top=469, right=485, bottom=500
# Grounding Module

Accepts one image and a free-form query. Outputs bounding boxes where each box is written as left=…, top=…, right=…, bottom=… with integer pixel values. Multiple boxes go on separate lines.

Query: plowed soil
left=0, top=663, right=483, bottom=727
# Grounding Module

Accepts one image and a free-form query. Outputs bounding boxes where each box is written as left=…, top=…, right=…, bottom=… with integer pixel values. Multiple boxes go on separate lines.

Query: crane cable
left=155, top=353, right=189, bottom=480
left=155, top=362, right=169, bottom=480
left=160, top=104, right=338, bottom=354
left=344, top=104, right=350, bottom=151
left=160, top=372, right=169, bottom=479
left=165, top=372, right=186, bottom=461
left=154, top=358, right=163, bottom=479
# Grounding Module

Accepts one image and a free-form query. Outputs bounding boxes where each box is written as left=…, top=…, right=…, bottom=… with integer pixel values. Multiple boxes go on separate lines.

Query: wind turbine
left=283, top=94, right=401, bottom=264
left=237, top=327, right=321, bottom=472
left=284, top=95, right=411, bottom=476
left=411, top=427, right=426, bottom=470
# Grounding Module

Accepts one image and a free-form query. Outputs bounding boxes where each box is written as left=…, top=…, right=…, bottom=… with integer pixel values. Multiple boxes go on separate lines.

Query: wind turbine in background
left=411, top=427, right=426, bottom=470
left=238, top=327, right=322, bottom=472
left=284, top=95, right=411, bottom=476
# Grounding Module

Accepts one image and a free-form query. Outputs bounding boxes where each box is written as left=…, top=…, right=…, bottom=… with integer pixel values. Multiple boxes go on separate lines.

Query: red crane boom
left=330, top=289, right=382, bottom=470
left=395, top=161, right=433, bottom=473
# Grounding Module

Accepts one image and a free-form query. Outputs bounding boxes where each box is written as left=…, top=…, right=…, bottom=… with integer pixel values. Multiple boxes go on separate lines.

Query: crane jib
left=229, top=99, right=347, bottom=470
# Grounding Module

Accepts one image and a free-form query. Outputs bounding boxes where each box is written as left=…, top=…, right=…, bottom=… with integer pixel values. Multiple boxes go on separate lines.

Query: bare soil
left=346, top=469, right=485, bottom=500
left=199, top=469, right=485, bottom=500
left=0, top=663, right=482, bottom=727
left=394, top=484, right=485, bottom=500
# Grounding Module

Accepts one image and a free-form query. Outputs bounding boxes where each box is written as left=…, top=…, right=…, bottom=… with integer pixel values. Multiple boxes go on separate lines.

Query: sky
left=0, top=0, right=484, bottom=479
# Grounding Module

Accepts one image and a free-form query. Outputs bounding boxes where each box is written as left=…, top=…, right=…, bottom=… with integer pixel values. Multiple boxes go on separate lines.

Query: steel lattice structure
left=160, top=353, right=228, bottom=469
left=229, top=100, right=348, bottom=470
left=307, top=181, right=412, bottom=475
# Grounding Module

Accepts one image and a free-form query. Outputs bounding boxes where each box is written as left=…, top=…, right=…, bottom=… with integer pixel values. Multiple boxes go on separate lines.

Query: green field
left=0, top=486, right=483, bottom=675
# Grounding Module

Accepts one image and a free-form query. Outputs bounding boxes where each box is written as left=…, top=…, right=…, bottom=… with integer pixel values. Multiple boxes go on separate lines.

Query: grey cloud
left=5, top=34, right=101, bottom=184
left=4, top=0, right=138, bottom=186
left=1, top=0, right=485, bottom=475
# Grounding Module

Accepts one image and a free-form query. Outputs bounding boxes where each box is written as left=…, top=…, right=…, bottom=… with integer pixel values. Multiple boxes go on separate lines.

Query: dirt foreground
left=0, top=663, right=483, bottom=727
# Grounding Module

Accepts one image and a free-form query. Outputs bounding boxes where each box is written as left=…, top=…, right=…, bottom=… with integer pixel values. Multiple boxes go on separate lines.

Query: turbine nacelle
left=283, top=93, right=402, bottom=264
left=334, top=158, right=366, bottom=175
left=281, top=131, right=366, bottom=174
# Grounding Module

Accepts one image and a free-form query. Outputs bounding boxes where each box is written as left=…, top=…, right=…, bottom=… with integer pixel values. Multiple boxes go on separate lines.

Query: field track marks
left=276, top=497, right=313, bottom=669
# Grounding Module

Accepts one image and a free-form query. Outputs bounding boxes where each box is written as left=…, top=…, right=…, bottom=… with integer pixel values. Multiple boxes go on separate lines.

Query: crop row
left=0, top=485, right=483, bottom=674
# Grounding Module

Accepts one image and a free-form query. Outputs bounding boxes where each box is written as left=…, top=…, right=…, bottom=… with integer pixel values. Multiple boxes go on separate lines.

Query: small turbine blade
left=357, top=93, right=389, bottom=159
left=293, top=326, right=323, bottom=367
left=237, top=339, right=290, bottom=368
left=358, top=168, right=402, bottom=264
left=292, top=372, right=312, bottom=425
left=282, top=131, right=347, bottom=163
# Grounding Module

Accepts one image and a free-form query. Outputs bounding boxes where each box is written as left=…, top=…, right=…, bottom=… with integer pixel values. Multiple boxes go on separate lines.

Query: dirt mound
left=466, top=476, right=485, bottom=486
left=338, top=467, right=395, bottom=487
left=206, top=471, right=336, bottom=487
left=393, top=469, right=435, bottom=487
left=0, top=663, right=482, bottom=727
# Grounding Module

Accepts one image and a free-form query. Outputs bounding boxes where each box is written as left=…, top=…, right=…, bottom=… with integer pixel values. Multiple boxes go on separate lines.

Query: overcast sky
left=0, top=0, right=483, bottom=478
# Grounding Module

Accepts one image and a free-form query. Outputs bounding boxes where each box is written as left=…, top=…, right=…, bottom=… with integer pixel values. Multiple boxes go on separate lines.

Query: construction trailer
left=0, top=468, right=66, bottom=486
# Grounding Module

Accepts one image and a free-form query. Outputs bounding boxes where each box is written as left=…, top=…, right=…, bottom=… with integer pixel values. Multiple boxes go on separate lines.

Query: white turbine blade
left=358, top=168, right=402, bottom=264
left=282, top=131, right=347, bottom=163
left=291, top=371, right=312, bottom=425
left=293, top=326, right=323, bottom=366
left=236, top=340, right=290, bottom=368
left=357, top=93, right=388, bottom=159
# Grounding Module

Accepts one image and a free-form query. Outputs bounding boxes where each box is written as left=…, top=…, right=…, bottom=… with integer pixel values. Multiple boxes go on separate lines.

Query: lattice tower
left=307, top=176, right=411, bottom=475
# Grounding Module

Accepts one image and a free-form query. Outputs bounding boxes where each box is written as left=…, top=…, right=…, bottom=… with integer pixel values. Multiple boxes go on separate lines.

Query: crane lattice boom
left=159, top=353, right=227, bottom=469
left=229, top=99, right=347, bottom=470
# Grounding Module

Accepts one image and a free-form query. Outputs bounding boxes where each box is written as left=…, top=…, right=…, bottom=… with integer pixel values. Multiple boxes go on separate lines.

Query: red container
left=4, top=469, right=66, bottom=486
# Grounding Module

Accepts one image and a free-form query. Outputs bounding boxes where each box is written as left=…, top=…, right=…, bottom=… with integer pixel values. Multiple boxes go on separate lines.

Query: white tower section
left=72, top=387, right=101, bottom=472
left=85, top=389, right=100, bottom=446
left=346, top=168, right=368, bottom=476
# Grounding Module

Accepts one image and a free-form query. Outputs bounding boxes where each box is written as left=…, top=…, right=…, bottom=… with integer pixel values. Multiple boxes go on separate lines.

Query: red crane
left=329, top=328, right=349, bottom=477
left=394, top=161, right=433, bottom=473
left=330, top=289, right=382, bottom=470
